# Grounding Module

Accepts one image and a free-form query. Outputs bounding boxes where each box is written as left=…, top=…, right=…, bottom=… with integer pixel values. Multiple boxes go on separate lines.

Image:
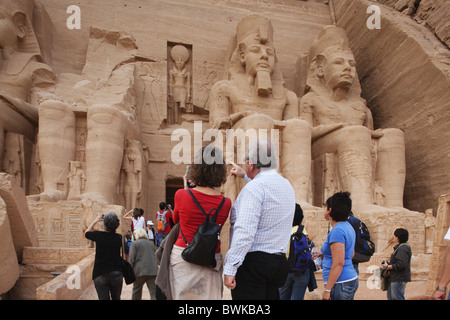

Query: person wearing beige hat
left=147, top=220, right=156, bottom=246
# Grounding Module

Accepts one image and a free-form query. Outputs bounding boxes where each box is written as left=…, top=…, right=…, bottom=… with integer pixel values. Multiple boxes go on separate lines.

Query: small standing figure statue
left=168, top=44, right=191, bottom=124
left=67, top=161, right=86, bottom=200
left=120, top=139, right=142, bottom=210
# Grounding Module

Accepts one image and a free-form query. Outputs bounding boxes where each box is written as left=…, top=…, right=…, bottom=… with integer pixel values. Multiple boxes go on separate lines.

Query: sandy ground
left=78, top=279, right=233, bottom=300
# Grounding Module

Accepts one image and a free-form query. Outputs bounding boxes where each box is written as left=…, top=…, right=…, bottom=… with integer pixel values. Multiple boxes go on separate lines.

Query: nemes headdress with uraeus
left=306, top=25, right=362, bottom=98
left=226, top=14, right=284, bottom=98
left=0, top=0, right=42, bottom=72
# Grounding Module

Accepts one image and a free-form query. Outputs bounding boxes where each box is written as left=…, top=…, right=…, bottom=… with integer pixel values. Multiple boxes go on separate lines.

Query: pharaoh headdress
left=224, top=14, right=285, bottom=98
left=0, top=0, right=48, bottom=75
left=305, top=25, right=362, bottom=99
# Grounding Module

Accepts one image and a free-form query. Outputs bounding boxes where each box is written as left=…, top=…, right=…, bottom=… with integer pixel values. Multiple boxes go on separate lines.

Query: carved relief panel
left=167, top=42, right=193, bottom=124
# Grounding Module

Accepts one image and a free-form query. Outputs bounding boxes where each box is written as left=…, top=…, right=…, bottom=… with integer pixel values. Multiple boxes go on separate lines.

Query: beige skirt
left=169, top=245, right=224, bottom=300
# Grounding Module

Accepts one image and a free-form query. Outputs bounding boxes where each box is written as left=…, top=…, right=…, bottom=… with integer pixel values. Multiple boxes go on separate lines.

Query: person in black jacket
left=85, top=212, right=123, bottom=300
left=381, top=228, right=412, bottom=300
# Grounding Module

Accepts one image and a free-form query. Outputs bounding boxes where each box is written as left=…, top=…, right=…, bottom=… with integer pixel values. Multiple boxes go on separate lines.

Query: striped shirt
left=224, top=169, right=296, bottom=276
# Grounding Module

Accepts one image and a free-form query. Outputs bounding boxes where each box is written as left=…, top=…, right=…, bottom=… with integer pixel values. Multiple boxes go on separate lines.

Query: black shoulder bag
left=180, top=189, right=226, bottom=268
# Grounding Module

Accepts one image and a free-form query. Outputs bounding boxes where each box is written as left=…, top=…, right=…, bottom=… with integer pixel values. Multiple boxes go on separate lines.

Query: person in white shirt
left=123, top=208, right=145, bottom=237
left=224, top=140, right=296, bottom=300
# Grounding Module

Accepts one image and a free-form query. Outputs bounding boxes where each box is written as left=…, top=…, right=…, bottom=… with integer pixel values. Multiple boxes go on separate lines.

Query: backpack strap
left=180, top=189, right=226, bottom=245
left=187, top=189, right=226, bottom=222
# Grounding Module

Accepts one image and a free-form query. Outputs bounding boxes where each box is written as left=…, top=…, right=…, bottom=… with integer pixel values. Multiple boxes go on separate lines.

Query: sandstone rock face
left=376, top=0, right=450, bottom=48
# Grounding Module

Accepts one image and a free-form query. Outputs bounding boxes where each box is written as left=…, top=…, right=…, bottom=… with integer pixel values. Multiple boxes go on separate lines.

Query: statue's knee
left=236, top=113, right=274, bottom=131
left=286, top=118, right=311, bottom=131
left=39, top=100, right=72, bottom=121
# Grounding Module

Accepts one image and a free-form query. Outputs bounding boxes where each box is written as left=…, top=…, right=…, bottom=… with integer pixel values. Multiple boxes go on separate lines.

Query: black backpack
left=348, top=215, right=375, bottom=263
left=180, top=189, right=226, bottom=268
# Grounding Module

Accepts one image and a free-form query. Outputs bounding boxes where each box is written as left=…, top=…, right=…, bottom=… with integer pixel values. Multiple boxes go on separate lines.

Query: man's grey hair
left=245, top=140, right=277, bottom=170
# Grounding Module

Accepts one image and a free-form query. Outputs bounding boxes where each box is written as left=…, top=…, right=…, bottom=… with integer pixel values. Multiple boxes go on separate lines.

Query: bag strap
left=187, top=189, right=226, bottom=223
left=180, top=189, right=226, bottom=245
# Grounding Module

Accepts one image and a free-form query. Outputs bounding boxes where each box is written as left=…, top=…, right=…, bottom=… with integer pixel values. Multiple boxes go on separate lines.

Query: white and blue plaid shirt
left=224, top=169, right=296, bottom=276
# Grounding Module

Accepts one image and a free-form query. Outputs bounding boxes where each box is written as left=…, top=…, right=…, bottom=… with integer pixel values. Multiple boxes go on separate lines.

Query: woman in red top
left=169, top=146, right=231, bottom=300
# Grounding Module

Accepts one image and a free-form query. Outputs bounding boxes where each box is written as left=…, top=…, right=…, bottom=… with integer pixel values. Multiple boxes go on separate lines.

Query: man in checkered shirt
left=224, top=140, right=296, bottom=300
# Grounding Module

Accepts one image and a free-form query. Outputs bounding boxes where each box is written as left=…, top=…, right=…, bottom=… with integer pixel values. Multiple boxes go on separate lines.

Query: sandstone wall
left=333, top=0, right=450, bottom=213
left=38, top=0, right=332, bottom=215
left=375, top=0, right=450, bottom=48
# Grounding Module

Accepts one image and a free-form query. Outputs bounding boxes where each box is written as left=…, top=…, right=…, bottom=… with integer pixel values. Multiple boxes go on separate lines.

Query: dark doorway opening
left=166, top=178, right=184, bottom=208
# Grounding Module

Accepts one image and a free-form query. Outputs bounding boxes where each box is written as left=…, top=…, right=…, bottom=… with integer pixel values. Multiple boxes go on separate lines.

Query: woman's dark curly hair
left=188, top=146, right=227, bottom=188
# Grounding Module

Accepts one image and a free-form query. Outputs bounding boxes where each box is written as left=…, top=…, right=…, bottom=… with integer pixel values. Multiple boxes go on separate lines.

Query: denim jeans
left=157, top=232, right=168, bottom=246
left=330, top=278, right=359, bottom=300
left=94, top=271, right=123, bottom=300
left=387, top=281, right=406, bottom=300
left=279, top=269, right=311, bottom=300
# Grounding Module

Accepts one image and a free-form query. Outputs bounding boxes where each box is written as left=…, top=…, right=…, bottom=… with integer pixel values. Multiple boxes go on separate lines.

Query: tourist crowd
left=85, top=142, right=450, bottom=301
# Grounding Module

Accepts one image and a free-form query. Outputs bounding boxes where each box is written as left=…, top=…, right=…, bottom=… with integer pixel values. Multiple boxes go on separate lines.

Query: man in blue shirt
left=224, top=140, right=296, bottom=300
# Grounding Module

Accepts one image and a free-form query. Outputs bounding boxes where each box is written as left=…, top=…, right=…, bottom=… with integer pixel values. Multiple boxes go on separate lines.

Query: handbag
left=121, top=258, right=136, bottom=285
left=380, top=267, right=390, bottom=291
left=180, top=189, right=226, bottom=268
left=379, top=243, right=408, bottom=291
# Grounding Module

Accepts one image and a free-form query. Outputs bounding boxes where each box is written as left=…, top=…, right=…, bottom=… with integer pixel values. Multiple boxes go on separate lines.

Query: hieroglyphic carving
left=67, top=209, right=83, bottom=247
left=136, top=61, right=165, bottom=131
left=75, top=114, right=87, bottom=163
left=30, top=201, right=87, bottom=248
left=195, top=61, right=219, bottom=111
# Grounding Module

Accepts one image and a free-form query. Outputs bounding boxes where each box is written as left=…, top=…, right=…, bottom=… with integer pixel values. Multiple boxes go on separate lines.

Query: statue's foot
left=352, top=203, right=413, bottom=215
left=80, top=192, right=110, bottom=205
left=39, top=189, right=66, bottom=202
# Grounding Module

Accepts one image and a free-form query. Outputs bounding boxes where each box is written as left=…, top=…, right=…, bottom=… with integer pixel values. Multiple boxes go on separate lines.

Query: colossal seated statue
left=0, top=0, right=54, bottom=189
left=208, top=14, right=312, bottom=204
left=300, top=26, right=406, bottom=212
left=37, top=28, right=140, bottom=205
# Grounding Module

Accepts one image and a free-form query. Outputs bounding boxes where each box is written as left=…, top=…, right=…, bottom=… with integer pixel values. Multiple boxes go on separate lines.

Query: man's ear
left=238, top=43, right=246, bottom=65
left=316, top=54, right=325, bottom=78
left=12, top=11, right=27, bottom=40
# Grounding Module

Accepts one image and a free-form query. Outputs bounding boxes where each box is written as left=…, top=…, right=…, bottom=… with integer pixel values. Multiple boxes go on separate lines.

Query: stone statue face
left=320, top=50, right=356, bottom=90
left=175, top=59, right=185, bottom=70
left=240, top=42, right=276, bottom=77
left=0, top=12, right=18, bottom=57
